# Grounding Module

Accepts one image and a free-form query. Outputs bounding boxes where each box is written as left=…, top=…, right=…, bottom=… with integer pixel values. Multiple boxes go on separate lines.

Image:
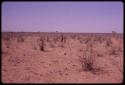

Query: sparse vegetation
left=2, top=32, right=123, bottom=83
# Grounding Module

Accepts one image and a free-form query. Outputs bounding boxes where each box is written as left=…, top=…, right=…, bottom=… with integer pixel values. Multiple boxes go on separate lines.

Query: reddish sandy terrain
left=1, top=32, right=123, bottom=83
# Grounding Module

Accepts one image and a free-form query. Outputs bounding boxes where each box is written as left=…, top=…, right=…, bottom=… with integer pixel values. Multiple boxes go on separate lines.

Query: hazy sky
left=2, top=1, right=123, bottom=33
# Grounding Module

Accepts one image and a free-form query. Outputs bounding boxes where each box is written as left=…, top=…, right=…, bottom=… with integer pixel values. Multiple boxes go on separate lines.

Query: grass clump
left=39, top=37, right=45, bottom=51
left=17, top=36, right=24, bottom=42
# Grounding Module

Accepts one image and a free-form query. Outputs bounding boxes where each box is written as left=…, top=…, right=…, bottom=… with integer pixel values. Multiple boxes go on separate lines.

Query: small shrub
left=62, top=36, right=66, bottom=43
left=2, top=36, right=10, bottom=41
left=2, top=51, right=9, bottom=55
left=61, top=34, right=64, bottom=42
left=106, top=37, right=112, bottom=47
left=110, top=48, right=117, bottom=55
left=64, top=52, right=67, bottom=55
left=79, top=52, right=102, bottom=75
left=5, top=41, right=11, bottom=48
left=17, top=36, right=24, bottom=42
left=79, top=48, right=83, bottom=52
left=6, top=45, right=10, bottom=48
left=84, top=38, right=90, bottom=44
left=80, top=39, right=84, bottom=44
left=79, top=54, right=94, bottom=72
left=97, top=53, right=103, bottom=57
left=39, top=38, right=45, bottom=51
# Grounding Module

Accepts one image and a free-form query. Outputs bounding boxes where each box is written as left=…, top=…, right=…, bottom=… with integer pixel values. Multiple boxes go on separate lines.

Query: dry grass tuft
left=39, top=37, right=45, bottom=51
left=79, top=53, right=104, bottom=75
left=17, top=36, right=25, bottom=42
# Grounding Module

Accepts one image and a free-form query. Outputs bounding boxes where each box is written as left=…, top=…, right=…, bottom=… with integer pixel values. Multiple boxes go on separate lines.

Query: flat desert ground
left=1, top=32, right=123, bottom=83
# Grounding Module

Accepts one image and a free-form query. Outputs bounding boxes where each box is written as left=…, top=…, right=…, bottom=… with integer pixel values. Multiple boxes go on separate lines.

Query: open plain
left=1, top=32, right=123, bottom=83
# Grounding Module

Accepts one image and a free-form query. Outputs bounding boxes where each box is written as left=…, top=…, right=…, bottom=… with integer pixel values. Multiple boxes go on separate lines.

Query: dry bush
left=106, top=37, right=112, bottom=47
left=84, top=37, right=91, bottom=44
left=33, top=37, right=45, bottom=51
left=79, top=37, right=85, bottom=44
left=109, top=48, right=117, bottom=55
left=2, top=51, right=9, bottom=55
left=77, top=36, right=81, bottom=40
left=3, top=38, right=12, bottom=49
left=79, top=52, right=94, bottom=72
left=54, top=34, right=66, bottom=48
left=5, top=42, right=10, bottom=48
left=60, top=34, right=66, bottom=43
left=79, top=52, right=102, bottom=75
left=2, top=36, right=10, bottom=41
left=39, top=37, right=45, bottom=51
left=79, top=48, right=83, bottom=52
left=61, top=34, right=64, bottom=42
left=17, top=36, right=25, bottom=42
left=79, top=39, right=105, bottom=74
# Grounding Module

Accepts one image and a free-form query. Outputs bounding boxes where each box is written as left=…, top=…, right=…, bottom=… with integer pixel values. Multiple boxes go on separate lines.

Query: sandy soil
left=1, top=32, right=123, bottom=83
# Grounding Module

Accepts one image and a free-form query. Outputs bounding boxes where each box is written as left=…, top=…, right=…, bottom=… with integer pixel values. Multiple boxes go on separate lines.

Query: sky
left=2, top=1, right=123, bottom=33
